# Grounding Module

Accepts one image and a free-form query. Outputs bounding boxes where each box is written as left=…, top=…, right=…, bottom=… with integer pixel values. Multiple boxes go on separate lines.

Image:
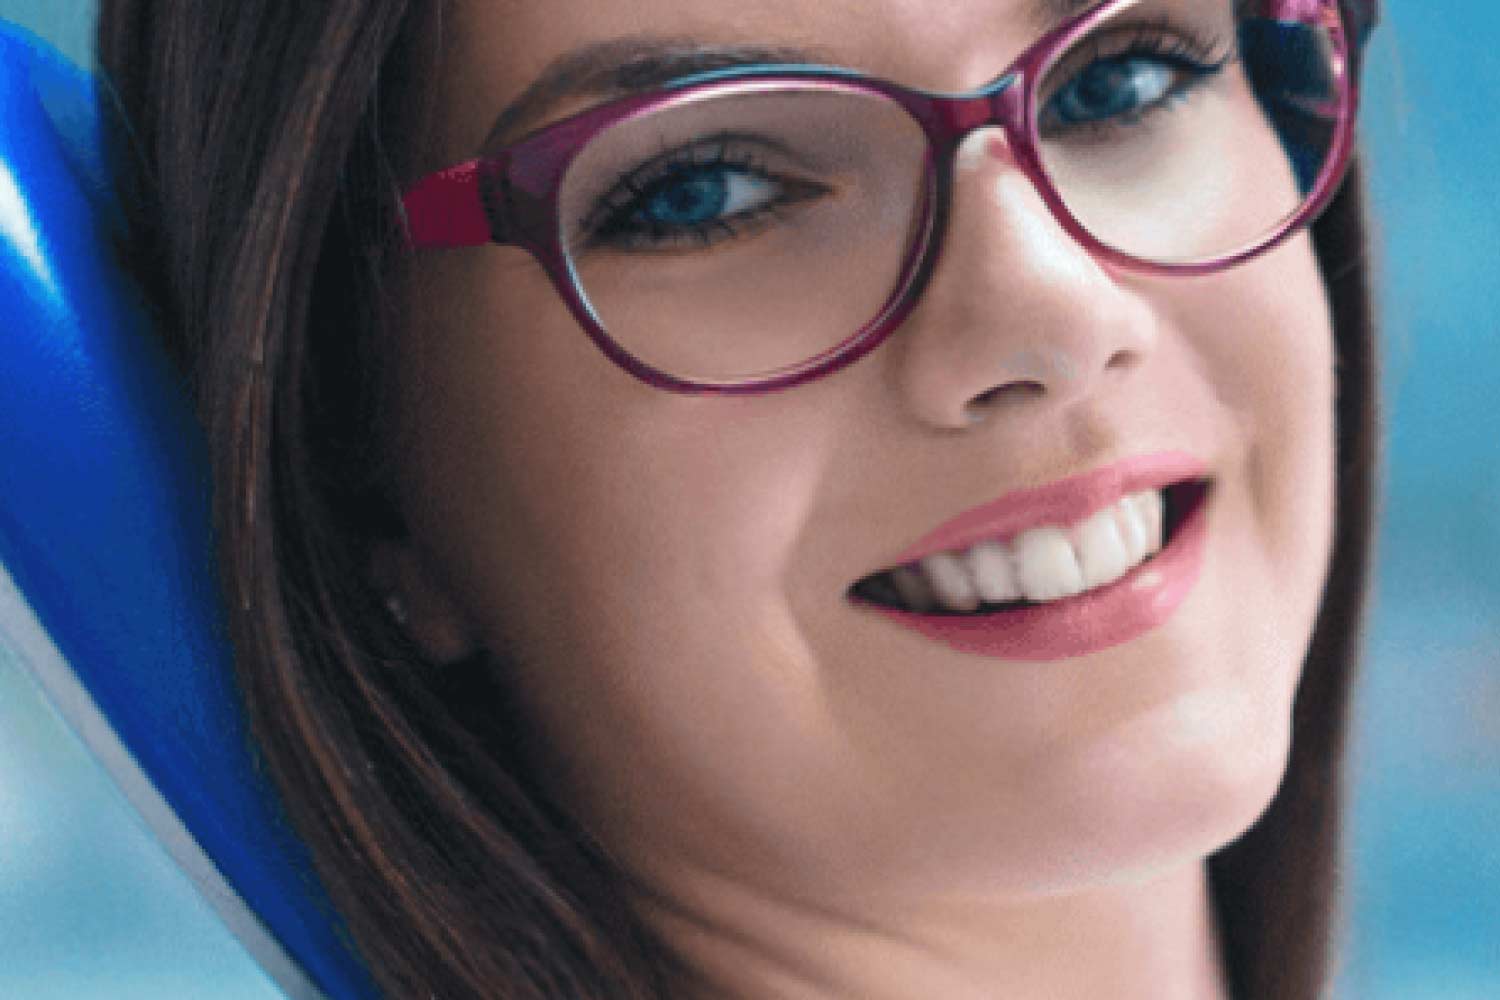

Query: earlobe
left=367, top=537, right=482, bottom=665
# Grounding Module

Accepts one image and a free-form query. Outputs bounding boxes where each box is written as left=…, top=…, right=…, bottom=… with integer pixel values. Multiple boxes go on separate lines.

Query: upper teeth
left=889, top=488, right=1166, bottom=613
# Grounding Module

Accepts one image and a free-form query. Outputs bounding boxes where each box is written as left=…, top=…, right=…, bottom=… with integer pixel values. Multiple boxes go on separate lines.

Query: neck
left=634, top=860, right=1234, bottom=1000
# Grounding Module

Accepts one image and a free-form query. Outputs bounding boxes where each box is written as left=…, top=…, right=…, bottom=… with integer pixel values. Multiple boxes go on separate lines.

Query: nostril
left=971, top=380, right=1043, bottom=410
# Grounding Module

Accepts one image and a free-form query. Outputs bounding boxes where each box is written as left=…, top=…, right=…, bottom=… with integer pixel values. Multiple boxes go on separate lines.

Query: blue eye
left=594, top=162, right=781, bottom=248
left=586, top=144, right=829, bottom=252
left=1038, top=32, right=1230, bottom=140
left=1048, top=56, right=1180, bottom=126
left=642, top=166, right=733, bottom=227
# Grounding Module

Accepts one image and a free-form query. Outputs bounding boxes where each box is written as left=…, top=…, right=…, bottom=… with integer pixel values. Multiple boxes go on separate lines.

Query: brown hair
left=96, top=2, right=1382, bottom=997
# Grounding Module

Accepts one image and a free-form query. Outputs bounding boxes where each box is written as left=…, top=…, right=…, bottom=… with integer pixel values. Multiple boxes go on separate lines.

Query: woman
left=97, top=0, right=1382, bottom=996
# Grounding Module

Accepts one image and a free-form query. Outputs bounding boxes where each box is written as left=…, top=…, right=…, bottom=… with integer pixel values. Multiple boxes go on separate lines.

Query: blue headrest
left=0, top=21, right=377, bottom=999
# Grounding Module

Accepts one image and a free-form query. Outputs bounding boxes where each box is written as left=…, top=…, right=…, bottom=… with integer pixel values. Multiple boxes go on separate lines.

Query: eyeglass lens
left=557, top=0, right=1345, bottom=383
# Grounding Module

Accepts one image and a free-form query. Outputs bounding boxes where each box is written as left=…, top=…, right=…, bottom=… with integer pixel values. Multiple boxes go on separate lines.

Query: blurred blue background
left=1, top=2, right=1497, bottom=997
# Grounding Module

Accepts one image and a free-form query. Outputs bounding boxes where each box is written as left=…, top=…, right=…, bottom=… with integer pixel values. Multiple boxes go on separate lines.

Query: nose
left=887, top=127, right=1158, bottom=430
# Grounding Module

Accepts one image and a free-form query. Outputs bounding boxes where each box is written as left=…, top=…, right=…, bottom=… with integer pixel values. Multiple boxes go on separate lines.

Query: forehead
left=430, top=0, right=1103, bottom=166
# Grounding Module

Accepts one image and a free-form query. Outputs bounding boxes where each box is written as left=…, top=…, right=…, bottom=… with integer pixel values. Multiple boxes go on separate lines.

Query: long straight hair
left=97, top=2, right=1382, bottom=997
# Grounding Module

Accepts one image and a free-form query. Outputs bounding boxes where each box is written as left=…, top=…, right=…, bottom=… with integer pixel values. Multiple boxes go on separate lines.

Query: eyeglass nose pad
left=954, top=126, right=1015, bottom=174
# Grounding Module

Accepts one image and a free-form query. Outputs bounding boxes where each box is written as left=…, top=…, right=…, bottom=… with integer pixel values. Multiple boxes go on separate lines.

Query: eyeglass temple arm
left=401, top=158, right=512, bottom=249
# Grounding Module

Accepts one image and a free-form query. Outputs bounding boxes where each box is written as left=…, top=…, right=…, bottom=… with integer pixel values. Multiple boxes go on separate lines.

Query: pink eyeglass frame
left=401, top=0, right=1379, bottom=396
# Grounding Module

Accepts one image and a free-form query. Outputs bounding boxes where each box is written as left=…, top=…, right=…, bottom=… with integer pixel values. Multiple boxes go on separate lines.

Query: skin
left=369, top=0, right=1340, bottom=996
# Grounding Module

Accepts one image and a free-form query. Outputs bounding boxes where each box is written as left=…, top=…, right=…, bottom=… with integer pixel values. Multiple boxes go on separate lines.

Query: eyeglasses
left=401, top=0, right=1379, bottom=395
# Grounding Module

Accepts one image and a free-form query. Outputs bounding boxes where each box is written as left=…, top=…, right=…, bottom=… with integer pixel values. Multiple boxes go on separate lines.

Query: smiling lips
left=848, top=451, right=1215, bottom=661
left=861, top=485, right=1169, bottom=613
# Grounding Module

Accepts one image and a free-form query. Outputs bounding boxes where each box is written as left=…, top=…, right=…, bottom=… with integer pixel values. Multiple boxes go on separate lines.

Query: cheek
left=1161, top=231, right=1338, bottom=642
left=396, top=244, right=848, bottom=682
left=1162, top=231, right=1334, bottom=446
left=1234, top=239, right=1336, bottom=558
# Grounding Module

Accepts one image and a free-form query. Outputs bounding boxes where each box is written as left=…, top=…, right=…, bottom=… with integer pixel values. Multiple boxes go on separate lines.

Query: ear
left=367, top=536, right=481, bottom=665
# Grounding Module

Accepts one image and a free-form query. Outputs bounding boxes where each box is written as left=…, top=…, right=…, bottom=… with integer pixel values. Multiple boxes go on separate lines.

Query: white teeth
left=1012, top=525, right=1086, bottom=602
left=1114, top=493, right=1149, bottom=563
left=894, top=488, right=1168, bottom=613
left=1071, top=502, right=1135, bottom=591
left=968, top=540, right=1022, bottom=603
left=919, top=552, right=980, bottom=613
left=1138, top=489, right=1164, bottom=554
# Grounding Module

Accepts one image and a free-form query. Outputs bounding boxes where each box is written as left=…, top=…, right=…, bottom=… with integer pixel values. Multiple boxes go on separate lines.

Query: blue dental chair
left=0, top=21, right=378, bottom=999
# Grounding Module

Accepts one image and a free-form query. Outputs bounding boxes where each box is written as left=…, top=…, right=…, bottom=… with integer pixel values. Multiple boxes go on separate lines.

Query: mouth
left=849, top=478, right=1213, bottom=616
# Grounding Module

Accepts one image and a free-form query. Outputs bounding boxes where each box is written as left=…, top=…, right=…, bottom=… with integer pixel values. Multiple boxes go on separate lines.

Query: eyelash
left=1071, top=18, right=1236, bottom=82
left=579, top=139, right=819, bottom=253
left=1041, top=19, right=1236, bottom=135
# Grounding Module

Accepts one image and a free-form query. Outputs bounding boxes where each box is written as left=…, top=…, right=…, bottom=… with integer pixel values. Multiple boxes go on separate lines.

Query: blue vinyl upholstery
left=0, top=20, right=378, bottom=1000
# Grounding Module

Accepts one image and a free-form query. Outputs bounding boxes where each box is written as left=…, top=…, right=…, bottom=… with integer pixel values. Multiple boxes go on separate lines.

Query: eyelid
left=576, top=137, right=773, bottom=233
left=577, top=126, right=833, bottom=214
left=587, top=153, right=769, bottom=233
left=1035, top=21, right=1234, bottom=138
left=1033, top=24, right=1232, bottom=128
left=1042, top=15, right=1236, bottom=88
left=578, top=152, right=832, bottom=253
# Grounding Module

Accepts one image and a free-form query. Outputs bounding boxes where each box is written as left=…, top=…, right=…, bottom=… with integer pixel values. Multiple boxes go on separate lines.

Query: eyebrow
left=477, top=0, right=1103, bottom=153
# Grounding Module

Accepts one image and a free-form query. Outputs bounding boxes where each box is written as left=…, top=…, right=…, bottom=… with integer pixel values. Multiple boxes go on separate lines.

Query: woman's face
left=378, top=0, right=1337, bottom=918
